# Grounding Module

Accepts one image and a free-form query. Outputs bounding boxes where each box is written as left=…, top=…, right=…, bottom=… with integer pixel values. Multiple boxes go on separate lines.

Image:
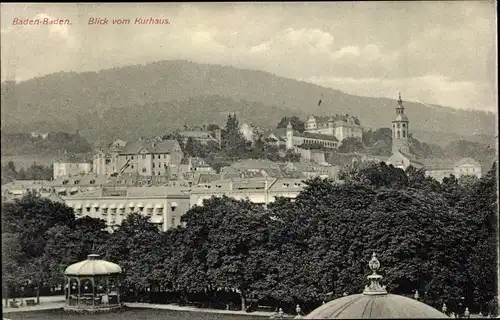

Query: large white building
left=62, top=186, right=191, bottom=232
left=305, top=115, right=363, bottom=142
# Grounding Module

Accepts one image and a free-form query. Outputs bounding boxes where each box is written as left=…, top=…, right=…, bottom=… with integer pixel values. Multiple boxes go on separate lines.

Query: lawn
left=3, top=308, right=270, bottom=320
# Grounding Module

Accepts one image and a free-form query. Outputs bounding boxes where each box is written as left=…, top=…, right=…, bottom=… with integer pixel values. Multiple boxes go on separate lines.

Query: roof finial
left=363, top=252, right=387, bottom=295
left=398, top=92, right=403, bottom=105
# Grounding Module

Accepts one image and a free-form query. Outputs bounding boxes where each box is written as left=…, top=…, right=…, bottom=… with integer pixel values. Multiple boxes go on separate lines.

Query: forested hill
left=1, top=60, right=496, bottom=144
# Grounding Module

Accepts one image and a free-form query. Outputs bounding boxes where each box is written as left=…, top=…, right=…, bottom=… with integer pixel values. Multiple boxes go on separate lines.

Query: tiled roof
left=120, top=140, right=181, bottom=155
left=178, top=131, right=215, bottom=139
left=423, top=158, right=456, bottom=170
left=455, top=157, right=481, bottom=167
left=270, top=128, right=287, bottom=138
left=398, top=150, right=424, bottom=165
left=230, top=159, right=285, bottom=170
left=310, top=116, right=332, bottom=124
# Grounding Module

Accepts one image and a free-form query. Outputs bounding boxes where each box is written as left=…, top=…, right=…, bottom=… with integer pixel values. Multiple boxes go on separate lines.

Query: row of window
left=77, top=207, right=160, bottom=214
left=61, top=179, right=96, bottom=185
left=125, top=154, right=169, bottom=160
left=76, top=211, right=178, bottom=228
left=300, top=138, right=337, bottom=147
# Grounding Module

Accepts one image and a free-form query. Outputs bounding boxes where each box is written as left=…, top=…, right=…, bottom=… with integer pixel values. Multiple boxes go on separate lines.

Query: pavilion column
left=117, top=276, right=121, bottom=305
left=92, top=278, right=95, bottom=309
left=66, top=277, right=69, bottom=305
left=77, top=278, right=81, bottom=309
left=106, top=276, right=110, bottom=306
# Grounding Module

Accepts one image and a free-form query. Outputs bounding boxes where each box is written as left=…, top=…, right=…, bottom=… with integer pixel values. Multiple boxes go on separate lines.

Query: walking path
left=2, top=295, right=65, bottom=313
left=2, top=296, right=493, bottom=318
left=127, top=302, right=278, bottom=317
left=2, top=297, right=281, bottom=317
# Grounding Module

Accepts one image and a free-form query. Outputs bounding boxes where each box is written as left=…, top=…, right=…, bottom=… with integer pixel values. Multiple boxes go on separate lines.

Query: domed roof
left=304, top=294, right=448, bottom=319
left=305, top=253, right=448, bottom=319
left=65, top=254, right=122, bottom=276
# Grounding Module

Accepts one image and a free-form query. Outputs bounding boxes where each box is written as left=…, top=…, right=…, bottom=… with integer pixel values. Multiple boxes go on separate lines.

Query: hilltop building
left=285, top=122, right=340, bottom=150
left=178, top=127, right=221, bottom=146
left=305, top=114, right=363, bottom=142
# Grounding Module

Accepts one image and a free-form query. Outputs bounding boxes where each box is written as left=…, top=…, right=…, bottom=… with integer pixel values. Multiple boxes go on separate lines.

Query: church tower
left=286, top=122, right=294, bottom=150
left=391, top=93, right=410, bottom=154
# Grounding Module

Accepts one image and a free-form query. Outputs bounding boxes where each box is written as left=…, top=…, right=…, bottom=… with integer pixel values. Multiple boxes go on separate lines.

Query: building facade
left=62, top=186, right=191, bottom=232
left=93, top=139, right=184, bottom=177
left=286, top=123, right=340, bottom=150
left=305, top=115, right=363, bottom=142
left=53, top=162, right=92, bottom=180
left=189, top=177, right=309, bottom=207
left=425, top=157, right=482, bottom=181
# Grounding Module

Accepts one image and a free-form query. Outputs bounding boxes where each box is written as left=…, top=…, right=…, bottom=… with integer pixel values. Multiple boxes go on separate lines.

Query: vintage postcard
left=1, top=2, right=498, bottom=319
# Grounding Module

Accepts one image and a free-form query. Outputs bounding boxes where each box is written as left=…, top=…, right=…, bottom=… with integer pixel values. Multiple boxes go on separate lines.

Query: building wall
left=391, top=121, right=410, bottom=154
left=335, top=125, right=363, bottom=142
left=53, top=162, right=91, bottom=179
left=307, top=127, right=334, bottom=136
left=425, top=169, right=455, bottom=182
left=454, top=164, right=482, bottom=178
left=63, top=195, right=190, bottom=231
left=292, top=136, right=338, bottom=149
left=190, top=188, right=302, bottom=208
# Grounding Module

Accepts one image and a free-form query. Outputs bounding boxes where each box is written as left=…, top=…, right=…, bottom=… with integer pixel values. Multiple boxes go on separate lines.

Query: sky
left=1, top=2, right=497, bottom=112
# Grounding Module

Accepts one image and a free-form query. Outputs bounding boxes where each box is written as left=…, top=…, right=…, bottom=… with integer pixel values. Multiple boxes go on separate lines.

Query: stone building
left=305, top=114, right=363, bottom=142
left=93, top=139, right=183, bottom=177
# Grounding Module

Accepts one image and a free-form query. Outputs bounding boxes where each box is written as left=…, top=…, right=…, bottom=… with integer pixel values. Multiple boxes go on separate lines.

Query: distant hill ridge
left=1, top=60, right=496, bottom=145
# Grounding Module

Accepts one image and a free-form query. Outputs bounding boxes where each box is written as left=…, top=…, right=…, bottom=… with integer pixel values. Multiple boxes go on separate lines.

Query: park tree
left=339, top=161, right=408, bottom=189
left=405, top=165, right=441, bottom=192
left=2, top=233, right=23, bottom=307
left=2, top=192, right=76, bottom=259
left=456, top=163, right=497, bottom=313
left=265, top=176, right=482, bottom=312
left=100, top=213, right=165, bottom=295
left=175, top=196, right=271, bottom=310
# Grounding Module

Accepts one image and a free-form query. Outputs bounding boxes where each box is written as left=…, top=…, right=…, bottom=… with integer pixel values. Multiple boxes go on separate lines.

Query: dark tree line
left=1, top=131, right=92, bottom=156
left=2, top=162, right=497, bottom=315
left=1, top=161, right=53, bottom=184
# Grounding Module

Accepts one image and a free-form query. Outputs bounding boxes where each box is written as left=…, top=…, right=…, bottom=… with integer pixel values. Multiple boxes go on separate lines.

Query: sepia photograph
left=1, top=2, right=498, bottom=319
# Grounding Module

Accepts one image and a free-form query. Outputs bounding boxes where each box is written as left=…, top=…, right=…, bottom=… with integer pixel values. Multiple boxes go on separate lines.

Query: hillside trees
left=277, top=116, right=305, bottom=133
left=338, top=137, right=364, bottom=153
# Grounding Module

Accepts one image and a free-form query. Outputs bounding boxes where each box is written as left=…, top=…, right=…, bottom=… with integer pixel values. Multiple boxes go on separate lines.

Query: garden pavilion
left=64, top=254, right=122, bottom=311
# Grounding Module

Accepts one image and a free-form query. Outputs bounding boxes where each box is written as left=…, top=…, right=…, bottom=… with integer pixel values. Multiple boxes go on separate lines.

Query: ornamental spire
left=398, top=92, right=403, bottom=105
left=363, top=252, right=387, bottom=295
